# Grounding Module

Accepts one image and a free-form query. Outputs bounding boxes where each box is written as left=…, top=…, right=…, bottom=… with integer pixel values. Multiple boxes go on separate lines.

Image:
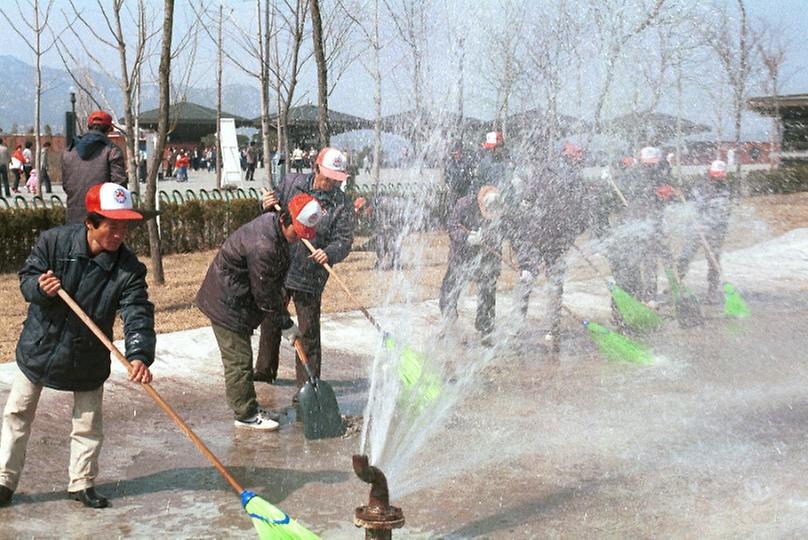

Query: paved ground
left=0, top=228, right=807, bottom=538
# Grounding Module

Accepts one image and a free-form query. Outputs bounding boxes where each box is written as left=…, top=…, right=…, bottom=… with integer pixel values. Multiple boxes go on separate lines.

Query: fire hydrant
left=353, top=454, right=405, bottom=539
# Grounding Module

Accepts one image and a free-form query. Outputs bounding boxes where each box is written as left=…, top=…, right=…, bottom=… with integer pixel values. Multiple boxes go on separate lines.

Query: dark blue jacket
left=275, top=173, right=355, bottom=294
left=196, top=212, right=292, bottom=334
left=17, top=224, right=155, bottom=391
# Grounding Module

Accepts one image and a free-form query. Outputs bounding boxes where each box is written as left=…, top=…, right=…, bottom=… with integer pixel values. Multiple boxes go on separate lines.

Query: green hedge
left=0, top=198, right=262, bottom=273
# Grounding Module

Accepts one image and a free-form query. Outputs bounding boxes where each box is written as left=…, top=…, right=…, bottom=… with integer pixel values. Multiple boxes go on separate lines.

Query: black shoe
left=0, top=485, right=13, bottom=506
left=68, top=487, right=109, bottom=509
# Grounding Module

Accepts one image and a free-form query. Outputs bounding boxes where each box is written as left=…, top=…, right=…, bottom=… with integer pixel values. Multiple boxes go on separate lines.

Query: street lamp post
left=66, top=91, right=77, bottom=142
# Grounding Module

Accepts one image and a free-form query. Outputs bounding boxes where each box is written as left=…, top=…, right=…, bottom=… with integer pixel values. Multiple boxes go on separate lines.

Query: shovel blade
left=298, top=379, right=345, bottom=440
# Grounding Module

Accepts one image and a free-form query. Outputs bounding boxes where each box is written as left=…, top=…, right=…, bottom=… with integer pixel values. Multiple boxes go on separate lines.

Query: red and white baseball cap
left=287, top=193, right=323, bottom=240
left=708, top=159, right=727, bottom=178
left=315, top=147, right=348, bottom=181
left=640, top=146, right=662, bottom=165
left=482, top=131, right=504, bottom=149
left=85, top=183, right=143, bottom=220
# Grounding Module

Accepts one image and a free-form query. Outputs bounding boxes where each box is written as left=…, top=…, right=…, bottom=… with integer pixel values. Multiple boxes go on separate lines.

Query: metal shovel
left=293, top=340, right=345, bottom=440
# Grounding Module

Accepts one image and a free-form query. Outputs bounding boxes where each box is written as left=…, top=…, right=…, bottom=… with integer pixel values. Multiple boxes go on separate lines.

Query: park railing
left=0, top=183, right=449, bottom=273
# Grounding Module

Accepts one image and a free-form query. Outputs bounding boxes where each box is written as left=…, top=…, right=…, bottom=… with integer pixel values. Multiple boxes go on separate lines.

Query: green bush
left=0, top=198, right=261, bottom=273
left=746, top=165, right=808, bottom=195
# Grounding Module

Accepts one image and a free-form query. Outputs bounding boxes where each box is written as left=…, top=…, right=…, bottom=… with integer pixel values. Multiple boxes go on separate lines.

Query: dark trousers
left=39, top=168, right=52, bottom=193
left=439, top=258, right=497, bottom=336
left=11, top=169, right=21, bottom=191
left=255, top=289, right=322, bottom=388
left=211, top=323, right=259, bottom=420
left=677, top=200, right=731, bottom=294
left=0, top=165, right=8, bottom=197
left=245, top=163, right=256, bottom=181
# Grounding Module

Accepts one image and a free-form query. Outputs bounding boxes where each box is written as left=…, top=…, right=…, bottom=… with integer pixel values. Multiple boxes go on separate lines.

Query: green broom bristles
left=723, top=283, right=750, bottom=318
left=583, top=321, right=653, bottom=365
left=242, top=491, right=320, bottom=540
left=609, top=282, right=662, bottom=332
left=384, top=334, right=441, bottom=405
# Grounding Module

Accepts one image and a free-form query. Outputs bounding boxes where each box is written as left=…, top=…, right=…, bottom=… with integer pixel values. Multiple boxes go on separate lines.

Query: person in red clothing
left=10, top=145, right=25, bottom=193
left=175, top=151, right=190, bottom=182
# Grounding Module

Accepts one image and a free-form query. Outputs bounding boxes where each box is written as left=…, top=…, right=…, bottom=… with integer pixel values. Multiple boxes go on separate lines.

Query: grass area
left=1, top=192, right=806, bottom=362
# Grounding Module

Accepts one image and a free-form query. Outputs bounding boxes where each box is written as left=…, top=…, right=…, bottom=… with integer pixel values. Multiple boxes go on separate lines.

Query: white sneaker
left=234, top=412, right=279, bottom=431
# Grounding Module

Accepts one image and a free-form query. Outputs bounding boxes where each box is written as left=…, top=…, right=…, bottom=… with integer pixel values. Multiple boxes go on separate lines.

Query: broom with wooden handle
left=57, top=289, right=319, bottom=540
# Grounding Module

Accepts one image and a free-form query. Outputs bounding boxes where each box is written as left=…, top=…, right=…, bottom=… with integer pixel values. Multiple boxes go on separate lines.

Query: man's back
left=0, top=145, right=9, bottom=165
left=62, top=132, right=126, bottom=224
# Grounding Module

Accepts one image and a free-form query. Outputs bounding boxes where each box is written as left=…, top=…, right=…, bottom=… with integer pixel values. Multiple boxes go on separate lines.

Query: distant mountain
left=0, top=55, right=261, bottom=133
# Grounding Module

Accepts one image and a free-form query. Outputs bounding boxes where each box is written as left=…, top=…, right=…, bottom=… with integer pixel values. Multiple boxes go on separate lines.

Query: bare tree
left=145, top=0, right=176, bottom=285
left=270, top=0, right=310, bottom=156
left=58, top=1, right=158, bottom=194
left=310, top=0, right=330, bottom=146
left=383, top=0, right=431, bottom=154
left=753, top=18, right=790, bottom=163
left=705, top=0, right=754, bottom=176
left=0, top=0, right=56, bottom=176
left=341, top=0, right=385, bottom=190
left=587, top=0, right=668, bottom=135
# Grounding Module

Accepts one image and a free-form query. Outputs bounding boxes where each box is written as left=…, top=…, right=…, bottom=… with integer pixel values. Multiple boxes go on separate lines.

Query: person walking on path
left=196, top=193, right=323, bottom=430
left=244, top=141, right=257, bottom=181
left=22, top=142, right=33, bottom=182
left=0, top=139, right=10, bottom=197
left=0, top=183, right=155, bottom=509
left=62, top=111, right=127, bottom=224
left=255, top=148, right=355, bottom=393
left=10, top=145, right=25, bottom=193
left=38, top=141, right=52, bottom=194
left=439, top=185, right=504, bottom=346
left=677, top=159, right=733, bottom=303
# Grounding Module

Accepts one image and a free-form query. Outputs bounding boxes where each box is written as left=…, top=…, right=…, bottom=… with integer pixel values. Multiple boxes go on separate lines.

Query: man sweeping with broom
left=0, top=183, right=154, bottom=509
left=196, top=193, right=323, bottom=431
left=676, top=159, right=733, bottom=304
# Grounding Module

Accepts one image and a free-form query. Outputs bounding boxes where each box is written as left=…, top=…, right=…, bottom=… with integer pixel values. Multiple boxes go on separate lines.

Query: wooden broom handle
left=300, top=237, right=385, bottom=334
left=57, top=289, right=244, bottom=495
left=675, top=193, right=722, bottom=274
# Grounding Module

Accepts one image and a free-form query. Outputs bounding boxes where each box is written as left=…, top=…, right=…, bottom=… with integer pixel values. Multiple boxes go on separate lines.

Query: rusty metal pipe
left=353, top=454, right=404, bottom=539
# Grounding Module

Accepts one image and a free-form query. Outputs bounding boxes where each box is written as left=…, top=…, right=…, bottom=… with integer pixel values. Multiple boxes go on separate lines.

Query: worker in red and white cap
left=676, top=159, right=733, bottom=302
left=440, top=185, right=504, bottom=346
left=474, top=130, right=511, bottom=194
left=197, top=193, right=324, bottom=430
left=257, top=147, right=354, bottom=395
left=62, top=110, right=127, bottom=224
left=0, top=183, right=154, bottom=509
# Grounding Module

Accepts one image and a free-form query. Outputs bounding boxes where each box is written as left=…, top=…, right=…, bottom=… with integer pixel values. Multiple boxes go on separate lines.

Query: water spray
left=353, top=454, right=405, bottom=539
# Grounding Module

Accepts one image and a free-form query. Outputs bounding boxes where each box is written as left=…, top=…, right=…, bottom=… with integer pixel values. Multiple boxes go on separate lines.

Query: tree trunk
left=259, top=0, right=273, bottom=186
left=216, top=2, right=223, bottom=188
left=145, top=0, right=174, bottom=285
left=310, top=0, right=329, bottom=147
left=114, top=2, right=138, bottom=191
left=33, top=0, right=42, bottom=176
left=372, top=0, right=382, bottom=193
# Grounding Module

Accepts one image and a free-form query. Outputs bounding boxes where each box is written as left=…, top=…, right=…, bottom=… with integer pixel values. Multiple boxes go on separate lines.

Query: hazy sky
left=0, top=0, right=805, bottom=134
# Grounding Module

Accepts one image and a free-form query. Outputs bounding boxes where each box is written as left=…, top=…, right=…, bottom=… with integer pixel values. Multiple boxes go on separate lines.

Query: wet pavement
left=1, top=230, right=807, bottom=538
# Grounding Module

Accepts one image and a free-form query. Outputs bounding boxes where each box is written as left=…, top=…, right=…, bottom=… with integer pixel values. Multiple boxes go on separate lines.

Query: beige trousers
left=0, top=366, right=104, bottom=492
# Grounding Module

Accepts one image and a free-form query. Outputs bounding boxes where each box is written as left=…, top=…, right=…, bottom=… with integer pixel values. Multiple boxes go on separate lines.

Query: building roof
left=748, top=94, right=808, bottom=115
left=254, top=104, right=371, bottom=129
left=137, top=101, right=249, bottom=127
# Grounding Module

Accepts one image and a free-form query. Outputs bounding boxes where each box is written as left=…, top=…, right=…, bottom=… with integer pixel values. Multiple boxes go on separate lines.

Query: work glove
left=466, top=229, right=482, bottom=246
left=655, top=184, right=676, bottom=201
left=281, top=323, right=301, bottom=345
left=519, top=269, right=534, bottom=284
